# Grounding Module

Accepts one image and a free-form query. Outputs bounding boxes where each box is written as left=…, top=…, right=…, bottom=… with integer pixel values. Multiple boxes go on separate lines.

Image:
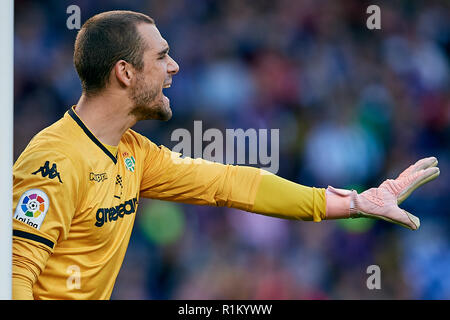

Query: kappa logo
left=32, top=161, right=63, bottom=183
left=90, top=172, right=108, bottom=183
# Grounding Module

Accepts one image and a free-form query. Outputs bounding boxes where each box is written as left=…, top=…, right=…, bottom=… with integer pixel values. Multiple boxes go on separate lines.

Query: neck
left=75, top=91, right=137, bottom=146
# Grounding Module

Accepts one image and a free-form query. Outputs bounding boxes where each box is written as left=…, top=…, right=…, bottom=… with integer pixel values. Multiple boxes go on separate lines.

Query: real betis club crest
left=124, top=155, right=136, bottom=172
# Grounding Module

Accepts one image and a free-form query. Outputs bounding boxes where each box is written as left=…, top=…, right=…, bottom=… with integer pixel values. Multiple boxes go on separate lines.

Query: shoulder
left=14, top=122, right=85, bottom=178
left=19, top=115, right=82, bottom=160
left=120, top=130, right=177, bottom=171
left=121, top=129, right=160, bottom=151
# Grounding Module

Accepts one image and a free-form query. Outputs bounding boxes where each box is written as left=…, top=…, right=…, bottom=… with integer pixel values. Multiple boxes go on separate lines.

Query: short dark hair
left=73, top=10, right=155, bottom=95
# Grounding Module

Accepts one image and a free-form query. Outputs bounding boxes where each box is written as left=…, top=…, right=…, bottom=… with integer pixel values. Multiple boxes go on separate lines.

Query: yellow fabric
left=139, top=145, right=262, bottom=210
left=12, top=275, right=34, bottom=300
left=252, top=171, right=327, bottom=222
left=12, top=237, right=47, bottom=300
left=13, top=105, right=326, bottom=300
left=12, top=106, right=264, bottom=300
left=102, top=143, right=118, bottom=158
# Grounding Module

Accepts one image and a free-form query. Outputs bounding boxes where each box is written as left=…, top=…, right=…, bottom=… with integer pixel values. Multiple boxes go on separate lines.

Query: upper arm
left=139, top=139, right=262, bottom=209
left=12, top=149, right=80, bottom=278
left=139, top=141, right=230, bottom=205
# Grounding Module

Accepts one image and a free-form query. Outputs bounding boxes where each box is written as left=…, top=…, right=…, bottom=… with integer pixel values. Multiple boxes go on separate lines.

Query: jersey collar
left=68, top=106, right=118, bottom=164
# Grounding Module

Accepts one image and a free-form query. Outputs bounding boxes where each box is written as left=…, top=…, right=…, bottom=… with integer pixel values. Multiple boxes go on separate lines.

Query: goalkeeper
left=12, top=11, right=440, bottom=300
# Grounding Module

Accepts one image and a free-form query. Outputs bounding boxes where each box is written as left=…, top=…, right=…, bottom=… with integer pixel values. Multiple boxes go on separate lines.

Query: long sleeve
left=139, top=142, right=263, bottom=210
left=12, top=150, right=79, bottom=299
left=12, top=236, right=52, bottom=300
left=251, top=171, right=327, bottom=221
left=139, top=138, right=326, bottom=221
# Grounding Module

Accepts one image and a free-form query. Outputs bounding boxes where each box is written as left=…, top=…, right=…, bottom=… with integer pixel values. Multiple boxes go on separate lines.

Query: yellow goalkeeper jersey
left=12, top=106, right=265, bottom=300
left=13, top=105, right=327, bottom=300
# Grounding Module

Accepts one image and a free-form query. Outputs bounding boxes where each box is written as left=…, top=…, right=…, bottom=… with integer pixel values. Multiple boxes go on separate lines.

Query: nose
left=167, top=55, right=179, bottom=75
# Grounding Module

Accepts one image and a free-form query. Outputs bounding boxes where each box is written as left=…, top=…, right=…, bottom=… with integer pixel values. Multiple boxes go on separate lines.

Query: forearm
left=12, top=237, right=50, bottom=300
left=12, top=263, right=35, bottom=300
left=249, top=170, right=327, bottom=222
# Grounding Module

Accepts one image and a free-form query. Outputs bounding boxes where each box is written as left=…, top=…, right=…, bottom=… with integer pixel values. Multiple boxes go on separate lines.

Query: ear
left=113, top=60, right=134, bottom=88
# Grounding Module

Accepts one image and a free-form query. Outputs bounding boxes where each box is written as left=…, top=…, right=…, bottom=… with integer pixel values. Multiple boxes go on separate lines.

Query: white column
left=0, top=0, right=14, bottom=300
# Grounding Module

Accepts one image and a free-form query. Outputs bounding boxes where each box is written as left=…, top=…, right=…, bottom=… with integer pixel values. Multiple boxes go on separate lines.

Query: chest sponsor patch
left=14, top=189, right=50, bottom=230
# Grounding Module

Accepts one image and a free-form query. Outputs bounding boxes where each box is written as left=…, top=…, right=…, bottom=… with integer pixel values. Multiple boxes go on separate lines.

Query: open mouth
left=161, top=82, right=172, bottom=105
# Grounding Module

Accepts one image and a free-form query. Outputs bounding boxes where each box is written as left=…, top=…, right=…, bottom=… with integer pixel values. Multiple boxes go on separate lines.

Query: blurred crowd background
left=14, top=0, right=450, bottom=299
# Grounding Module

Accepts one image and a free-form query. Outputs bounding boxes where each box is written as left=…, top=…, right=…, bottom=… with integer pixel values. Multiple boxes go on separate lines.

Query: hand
left=351, top=157, right=440, bottom=230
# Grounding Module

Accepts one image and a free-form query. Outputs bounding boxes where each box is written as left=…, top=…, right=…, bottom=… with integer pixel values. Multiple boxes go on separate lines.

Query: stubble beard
left=128, top=74, right=172, bottom=121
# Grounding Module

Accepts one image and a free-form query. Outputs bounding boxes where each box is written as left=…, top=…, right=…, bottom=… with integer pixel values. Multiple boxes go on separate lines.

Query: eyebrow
left=157, top=45, right=170, bottom=57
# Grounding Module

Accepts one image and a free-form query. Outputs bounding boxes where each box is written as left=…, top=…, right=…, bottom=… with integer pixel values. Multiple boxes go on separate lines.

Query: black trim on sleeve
left=68, top=107, right=118, bottom=164
left=13, top=230, right=55, bottom=249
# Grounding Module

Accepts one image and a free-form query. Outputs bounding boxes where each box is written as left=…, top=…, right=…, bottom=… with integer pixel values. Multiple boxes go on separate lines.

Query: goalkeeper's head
left=73, top=10, right=179, bottom=121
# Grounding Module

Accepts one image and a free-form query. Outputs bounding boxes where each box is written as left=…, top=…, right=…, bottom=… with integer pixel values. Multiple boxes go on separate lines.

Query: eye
left=158, top=48, right=170, bottom=60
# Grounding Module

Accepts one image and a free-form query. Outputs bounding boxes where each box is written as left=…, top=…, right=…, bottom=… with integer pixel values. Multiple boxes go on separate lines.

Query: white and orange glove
left=325, top=157, right=440, bottom=230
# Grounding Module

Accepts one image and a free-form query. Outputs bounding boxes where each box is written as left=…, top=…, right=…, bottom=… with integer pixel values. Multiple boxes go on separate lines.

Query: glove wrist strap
left=325, top=186, right=359, bottom=220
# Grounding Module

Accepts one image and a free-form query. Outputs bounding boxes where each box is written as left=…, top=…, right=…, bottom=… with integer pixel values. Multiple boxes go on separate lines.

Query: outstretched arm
left=140, top=141, right=327, bottom=220
left=140, top=139, right=440, bottom=229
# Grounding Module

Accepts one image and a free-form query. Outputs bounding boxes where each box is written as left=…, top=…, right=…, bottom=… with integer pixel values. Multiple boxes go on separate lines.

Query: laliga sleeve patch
left=14, top=189, right=50, bottom=230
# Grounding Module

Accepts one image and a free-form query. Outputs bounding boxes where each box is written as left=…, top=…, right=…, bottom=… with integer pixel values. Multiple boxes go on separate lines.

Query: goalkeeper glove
left=325, top=156, right=440, bottom=230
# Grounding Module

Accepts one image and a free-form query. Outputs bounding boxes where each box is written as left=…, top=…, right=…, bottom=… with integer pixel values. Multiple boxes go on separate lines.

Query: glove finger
left=397, top=166, right=440, bottom=205
left=355, top=203, right=420, bottom=230
left=396, top=157, right=438, bottom=180
left=400, top=209, right=420, bottom=230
